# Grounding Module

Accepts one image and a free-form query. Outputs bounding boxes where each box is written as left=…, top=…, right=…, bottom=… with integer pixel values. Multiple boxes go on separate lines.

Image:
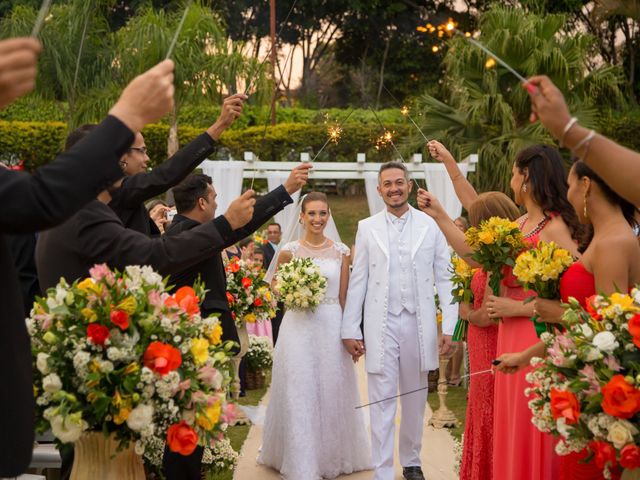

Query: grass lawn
left=327, top=194, right=369, bottom=247
left=427, top=386, right=468, bottom=441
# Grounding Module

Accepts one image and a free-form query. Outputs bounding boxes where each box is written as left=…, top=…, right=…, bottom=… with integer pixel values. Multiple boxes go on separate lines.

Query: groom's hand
left=283, top=163, right=312, bottom=194
left=439, top=334, right=453, bottom=357
left=342, top=339, right=365, bottom=359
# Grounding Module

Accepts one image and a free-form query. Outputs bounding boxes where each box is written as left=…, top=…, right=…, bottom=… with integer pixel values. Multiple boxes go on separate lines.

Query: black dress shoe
left=403, top=466, right=425, bottom=480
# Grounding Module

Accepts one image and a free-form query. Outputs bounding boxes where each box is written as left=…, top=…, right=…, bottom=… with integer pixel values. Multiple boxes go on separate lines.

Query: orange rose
left=143, top=342, right=182, bottom=376
left=226, top=260, right=240, bottom=273
left=550, top=388, right=580, bottom=425
left=167, top=421, right=198, bottom=455
left=110, top=309, right=129, bottom=330
left=628, top=314, right=640, bottom=349
left=585, top=295, right=602, bottom=321
left=174, top=286, right=200, bottom=316
left=226, top=292, right=235, bottom=305
left=602, top=375, right=640, bottom=419
left=241, top=277, right=252, bottom=289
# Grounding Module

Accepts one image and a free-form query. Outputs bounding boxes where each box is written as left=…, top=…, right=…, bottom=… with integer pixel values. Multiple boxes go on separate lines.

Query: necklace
left=519, top=215, right=551, bottom=239
left=303, top=237, right=329, bottom=248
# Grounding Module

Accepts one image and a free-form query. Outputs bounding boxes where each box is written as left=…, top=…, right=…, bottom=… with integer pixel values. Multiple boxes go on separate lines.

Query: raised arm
left=427, top=140, right=479, bottom=211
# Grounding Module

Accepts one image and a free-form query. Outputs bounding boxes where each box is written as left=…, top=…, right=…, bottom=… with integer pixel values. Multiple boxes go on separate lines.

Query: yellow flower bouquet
left=514, top=241, right=574, bottom=337
left=466, top=217, right=526, bottom=296
left=450, top=255, right=477, bottom=341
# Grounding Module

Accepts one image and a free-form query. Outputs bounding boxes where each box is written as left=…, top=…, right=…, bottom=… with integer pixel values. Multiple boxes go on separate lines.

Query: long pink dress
left=492, top=221, right=559, bottom=480
left=246, top=318, right=273, bottom=341
left=461, top=269, right=498, bottom=480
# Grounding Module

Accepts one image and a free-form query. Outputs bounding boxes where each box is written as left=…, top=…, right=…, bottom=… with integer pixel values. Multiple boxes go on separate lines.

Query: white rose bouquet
left=273, top=257, right=327, bottom=311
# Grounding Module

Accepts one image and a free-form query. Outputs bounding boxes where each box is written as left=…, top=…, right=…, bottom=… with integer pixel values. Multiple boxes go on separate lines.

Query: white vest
left=387, top=210, right=416, bottom=316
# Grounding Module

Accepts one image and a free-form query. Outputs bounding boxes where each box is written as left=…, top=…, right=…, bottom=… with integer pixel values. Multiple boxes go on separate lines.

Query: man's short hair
left=267, top=222, right=281, bottom=231
left=65, top=124, right=98, bottom=151
left=172, top=174, right=213, bottom=214
left=378, top=161, right=410, bottom=182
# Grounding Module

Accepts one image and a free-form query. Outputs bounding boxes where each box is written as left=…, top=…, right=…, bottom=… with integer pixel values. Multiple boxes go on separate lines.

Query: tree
left=406, top=5, right=625, bottom=193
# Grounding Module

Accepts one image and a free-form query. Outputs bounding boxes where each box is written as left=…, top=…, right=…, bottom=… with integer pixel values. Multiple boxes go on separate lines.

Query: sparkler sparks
left=400, top=105, right=410, bottom=116
left=485, top=57, right=496, bottom=69
left=375, top=130, right=396, bottom=151
left=327, top=124, right=343, bottom=144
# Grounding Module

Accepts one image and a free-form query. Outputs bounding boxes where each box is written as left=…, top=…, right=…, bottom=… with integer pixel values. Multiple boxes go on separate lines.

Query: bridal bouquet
left=225, top=257, right=277, bottom=329
left=465, top=216, right=526, bottom=296
left=274, top=257, right=327, bottom=311
left=514, top=241, right=574, bottom=337
left=449, top=255, right=477, bottom=341
left=28, top=264, right=236, bottom=466
left=527, top=289, right=640, bottom=479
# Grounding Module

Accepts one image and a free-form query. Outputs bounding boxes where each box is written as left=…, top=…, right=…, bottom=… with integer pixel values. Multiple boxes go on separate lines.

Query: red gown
left=460, top=269, right=498, bottom=480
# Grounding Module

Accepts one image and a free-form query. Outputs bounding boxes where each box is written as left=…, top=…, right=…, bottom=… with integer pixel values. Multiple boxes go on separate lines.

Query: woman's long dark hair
left=515, top=145, right=583, bottom=243
left=573, top=160, right=639, bottom=250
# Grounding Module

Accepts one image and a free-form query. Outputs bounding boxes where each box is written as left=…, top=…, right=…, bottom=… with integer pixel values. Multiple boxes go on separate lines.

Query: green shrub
left=0, top=120, right=67, bottom=170
left=0, top=96, right=67, bottom=122
left=599, top=109, right=640, bottom=153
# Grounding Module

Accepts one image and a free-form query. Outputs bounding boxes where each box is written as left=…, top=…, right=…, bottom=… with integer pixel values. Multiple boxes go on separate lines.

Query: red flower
left=226, top=292, right=235, bottom=305
left=602, top=375, right=640, bottom=419
left=585, top=295, right=602, bottom=321
left=87, top=324, right=110, bottom=346
left=628, top=314, right=640, bottom=349
left=110, top=309, right=129, bottom=330
left=171, top=286, right=200, bottom=317
left=550, top=388, right=580, bottom=425
left=167, top=421, right=198, bottom=456
left=253, top=297, right=263, bottom=307
left=143, top=341, right=182, bottom=375
left=621, top=444, right=640, bottom=470
left=241, top=277, right=252, bottom=289
left=590, top=441, right=617, bottom=470
left=226, top=260, right=240, bottom=273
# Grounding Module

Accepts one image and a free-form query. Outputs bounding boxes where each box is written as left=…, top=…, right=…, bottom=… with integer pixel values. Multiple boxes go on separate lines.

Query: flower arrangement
left=252, top=229, right=269, bottom=246
left=514, top=241, right=574, bottom=337
left=202, top=437, right=239, bottom=472
left=28, top=264, right=236, bottom=466
left=245, top=335, right=274, bottom=372
left=527, top=289, right=640, bottom=479
left=465, top=216, right=526, bottom=296
left=450, top=255, right=477, bottom=341
left=225, top=257, right=277, bottom=329
left=274, top=257, right=327, bottom=311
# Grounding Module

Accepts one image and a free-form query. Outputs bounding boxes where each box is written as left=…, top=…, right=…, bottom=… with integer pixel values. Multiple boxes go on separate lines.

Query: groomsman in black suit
left=263, top=222, right=285, bottom=344
left=0, top=35, right=176, bottom=476
left=162, top=168, right=308, bottom=480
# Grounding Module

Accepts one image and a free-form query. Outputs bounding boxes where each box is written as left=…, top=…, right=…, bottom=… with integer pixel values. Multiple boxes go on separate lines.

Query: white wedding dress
left=258, top=241, right=372, bottom=479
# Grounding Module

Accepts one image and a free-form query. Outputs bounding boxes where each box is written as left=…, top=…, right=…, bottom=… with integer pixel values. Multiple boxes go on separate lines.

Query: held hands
left=342, top=339, right=365, bottom=363
left=283, top=164, right=312, bottom=194
left=0, top=38, right=41, bottom=109
left=208, top=93, right=248, bottom=140
left=224, top=190, right=256, bottom=230
left=416, top=188, right=446, bottom=220
left=524, top=75, right=572, bottom=138
left=109, top=60, right=175, bottom=133
left=427, top=140, right=455, bottom=164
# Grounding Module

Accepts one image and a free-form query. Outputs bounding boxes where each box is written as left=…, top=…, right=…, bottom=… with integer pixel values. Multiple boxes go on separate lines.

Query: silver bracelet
left=572, top=129, right=596, bottom=155
left=559, top=117, right=578, bottom=148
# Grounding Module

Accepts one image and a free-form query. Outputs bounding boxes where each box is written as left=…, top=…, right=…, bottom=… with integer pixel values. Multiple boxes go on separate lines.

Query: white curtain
left=364, top=172, right=385, bottom=216
left=423, top=163, right=469, bottom=220
left=267, top=171, right=301, bottom=233
left=199, top=160, right=245, bottom=216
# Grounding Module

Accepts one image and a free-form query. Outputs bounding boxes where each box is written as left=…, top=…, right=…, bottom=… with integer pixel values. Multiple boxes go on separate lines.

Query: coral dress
left=492, top=219, right=559, bottom=480
left=461, top=269, right=498, bottom=480
left=558, top=262, right=605, bottom=480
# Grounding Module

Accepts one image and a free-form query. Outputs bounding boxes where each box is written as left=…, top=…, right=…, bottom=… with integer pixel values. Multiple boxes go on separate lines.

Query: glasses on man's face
left=128, top=146, right=148, bottom=155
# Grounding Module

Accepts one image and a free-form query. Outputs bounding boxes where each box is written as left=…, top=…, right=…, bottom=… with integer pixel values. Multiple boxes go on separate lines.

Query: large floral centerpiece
left=28, top=264, right=236, bottom=467
left=273, top=257, right=327, bottom=311
left=527, top=289, right=640, bottom=479
left=225, top=257, right=277, bottom=329
left=513, top=241, right=574, bottom=337
left=465, top=216, right=525, bottom=296
left=450, top=255, right=477, bottom=341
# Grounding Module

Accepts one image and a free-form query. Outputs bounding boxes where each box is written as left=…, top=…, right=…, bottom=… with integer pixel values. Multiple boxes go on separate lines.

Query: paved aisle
left=233, top=361, right=458, bottom=480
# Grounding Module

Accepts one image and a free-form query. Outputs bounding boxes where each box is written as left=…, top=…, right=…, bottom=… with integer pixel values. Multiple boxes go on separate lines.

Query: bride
left=258, top=192, right=372, bottom=479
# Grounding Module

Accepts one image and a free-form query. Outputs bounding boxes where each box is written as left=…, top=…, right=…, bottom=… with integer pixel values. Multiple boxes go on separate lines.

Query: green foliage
left=0, top=120, right=66, bottom=170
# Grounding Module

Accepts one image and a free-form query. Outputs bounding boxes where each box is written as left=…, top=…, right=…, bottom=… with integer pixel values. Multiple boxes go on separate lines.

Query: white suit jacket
left=342, top=206, right=458, bottom=374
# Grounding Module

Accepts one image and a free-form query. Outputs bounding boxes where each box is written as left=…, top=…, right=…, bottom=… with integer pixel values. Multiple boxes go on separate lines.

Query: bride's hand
left=343, top=339, right=365, bottom=358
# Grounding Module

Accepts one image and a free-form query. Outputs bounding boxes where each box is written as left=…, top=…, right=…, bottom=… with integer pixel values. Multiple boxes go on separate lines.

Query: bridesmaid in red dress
left=485, top=145, right=582, bottom=480
left=417, top=190, right=520, bottom=480
left=498, top=160, right=640, bottom=479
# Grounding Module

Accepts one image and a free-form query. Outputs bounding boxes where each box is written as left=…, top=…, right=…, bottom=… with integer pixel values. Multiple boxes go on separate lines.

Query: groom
left=342, top=162, right=457, bottom=480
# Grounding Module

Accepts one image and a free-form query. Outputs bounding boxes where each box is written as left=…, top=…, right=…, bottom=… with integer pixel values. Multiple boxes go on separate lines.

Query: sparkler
left=31, top=0, right=53, bottom=38
left=165, top=4, right=190, bottom=60
left=309, top=108, right=355, bottom=163
left=381, top=83, right=429, bottom=143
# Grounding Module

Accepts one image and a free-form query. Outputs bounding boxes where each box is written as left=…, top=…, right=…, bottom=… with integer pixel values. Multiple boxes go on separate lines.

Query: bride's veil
left=264, top=194, right=342, bottom=283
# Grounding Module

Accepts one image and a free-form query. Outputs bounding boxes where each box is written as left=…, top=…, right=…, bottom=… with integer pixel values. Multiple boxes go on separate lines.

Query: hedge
left=0, top=120, right=413, bottom=171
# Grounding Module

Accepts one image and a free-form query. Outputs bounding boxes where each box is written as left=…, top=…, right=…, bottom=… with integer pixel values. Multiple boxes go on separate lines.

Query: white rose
left=43, top=373, right=62, bottom=393
left=582, top=347, right=602, bottom=362
left=126, top=404, right=154, bottom=432
left=592, top=331, right=619, bottom=354
left=580, top=324, right=594, bottom=339
left=36, top=353, right=50, bottom=375
left=50, top=413, right=86, bottom=443
left=607, top=420, right=638, bottom=449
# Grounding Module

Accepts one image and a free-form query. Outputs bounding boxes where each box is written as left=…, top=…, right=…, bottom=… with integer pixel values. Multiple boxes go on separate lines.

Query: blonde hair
left=468, top=192, right=520, bottom=227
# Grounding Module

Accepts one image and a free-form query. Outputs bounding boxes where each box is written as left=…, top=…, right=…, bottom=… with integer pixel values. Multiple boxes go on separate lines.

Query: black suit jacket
left=166, top=186, right=293, bottom=346
left=262, top=242, right=276, bottom=270
left=109, top=133, right=217, bottom=235
left=0, top=115, right=132, bottom=476
left=36, top=200, right=239, bottom=292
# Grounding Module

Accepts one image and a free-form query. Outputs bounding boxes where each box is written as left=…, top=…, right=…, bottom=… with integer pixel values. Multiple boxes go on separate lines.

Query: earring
left=522, top=184, right=528, bottom=193
left=583, top=191, right=589, bottom=220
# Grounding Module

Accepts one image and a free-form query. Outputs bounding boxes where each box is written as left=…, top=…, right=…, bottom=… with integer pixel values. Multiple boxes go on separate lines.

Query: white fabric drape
left=267, top=171, right=301, bottom=233
left=364, top=172, right=385, bottom=216
left=199, top=160, right=245, bottom=216
left=423, top=163, right=469, bottom=220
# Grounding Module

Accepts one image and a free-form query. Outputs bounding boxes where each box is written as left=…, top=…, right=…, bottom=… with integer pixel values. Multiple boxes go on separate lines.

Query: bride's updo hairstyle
left=301, top=192, right=329, bottom=212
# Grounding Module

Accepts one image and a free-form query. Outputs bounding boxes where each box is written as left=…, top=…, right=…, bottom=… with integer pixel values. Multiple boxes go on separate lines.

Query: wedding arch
left=199, top=152, right=478, bottom=232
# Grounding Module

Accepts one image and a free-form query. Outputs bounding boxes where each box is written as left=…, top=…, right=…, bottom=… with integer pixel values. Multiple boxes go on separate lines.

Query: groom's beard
left=384, top=194, right=409, bottom=210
